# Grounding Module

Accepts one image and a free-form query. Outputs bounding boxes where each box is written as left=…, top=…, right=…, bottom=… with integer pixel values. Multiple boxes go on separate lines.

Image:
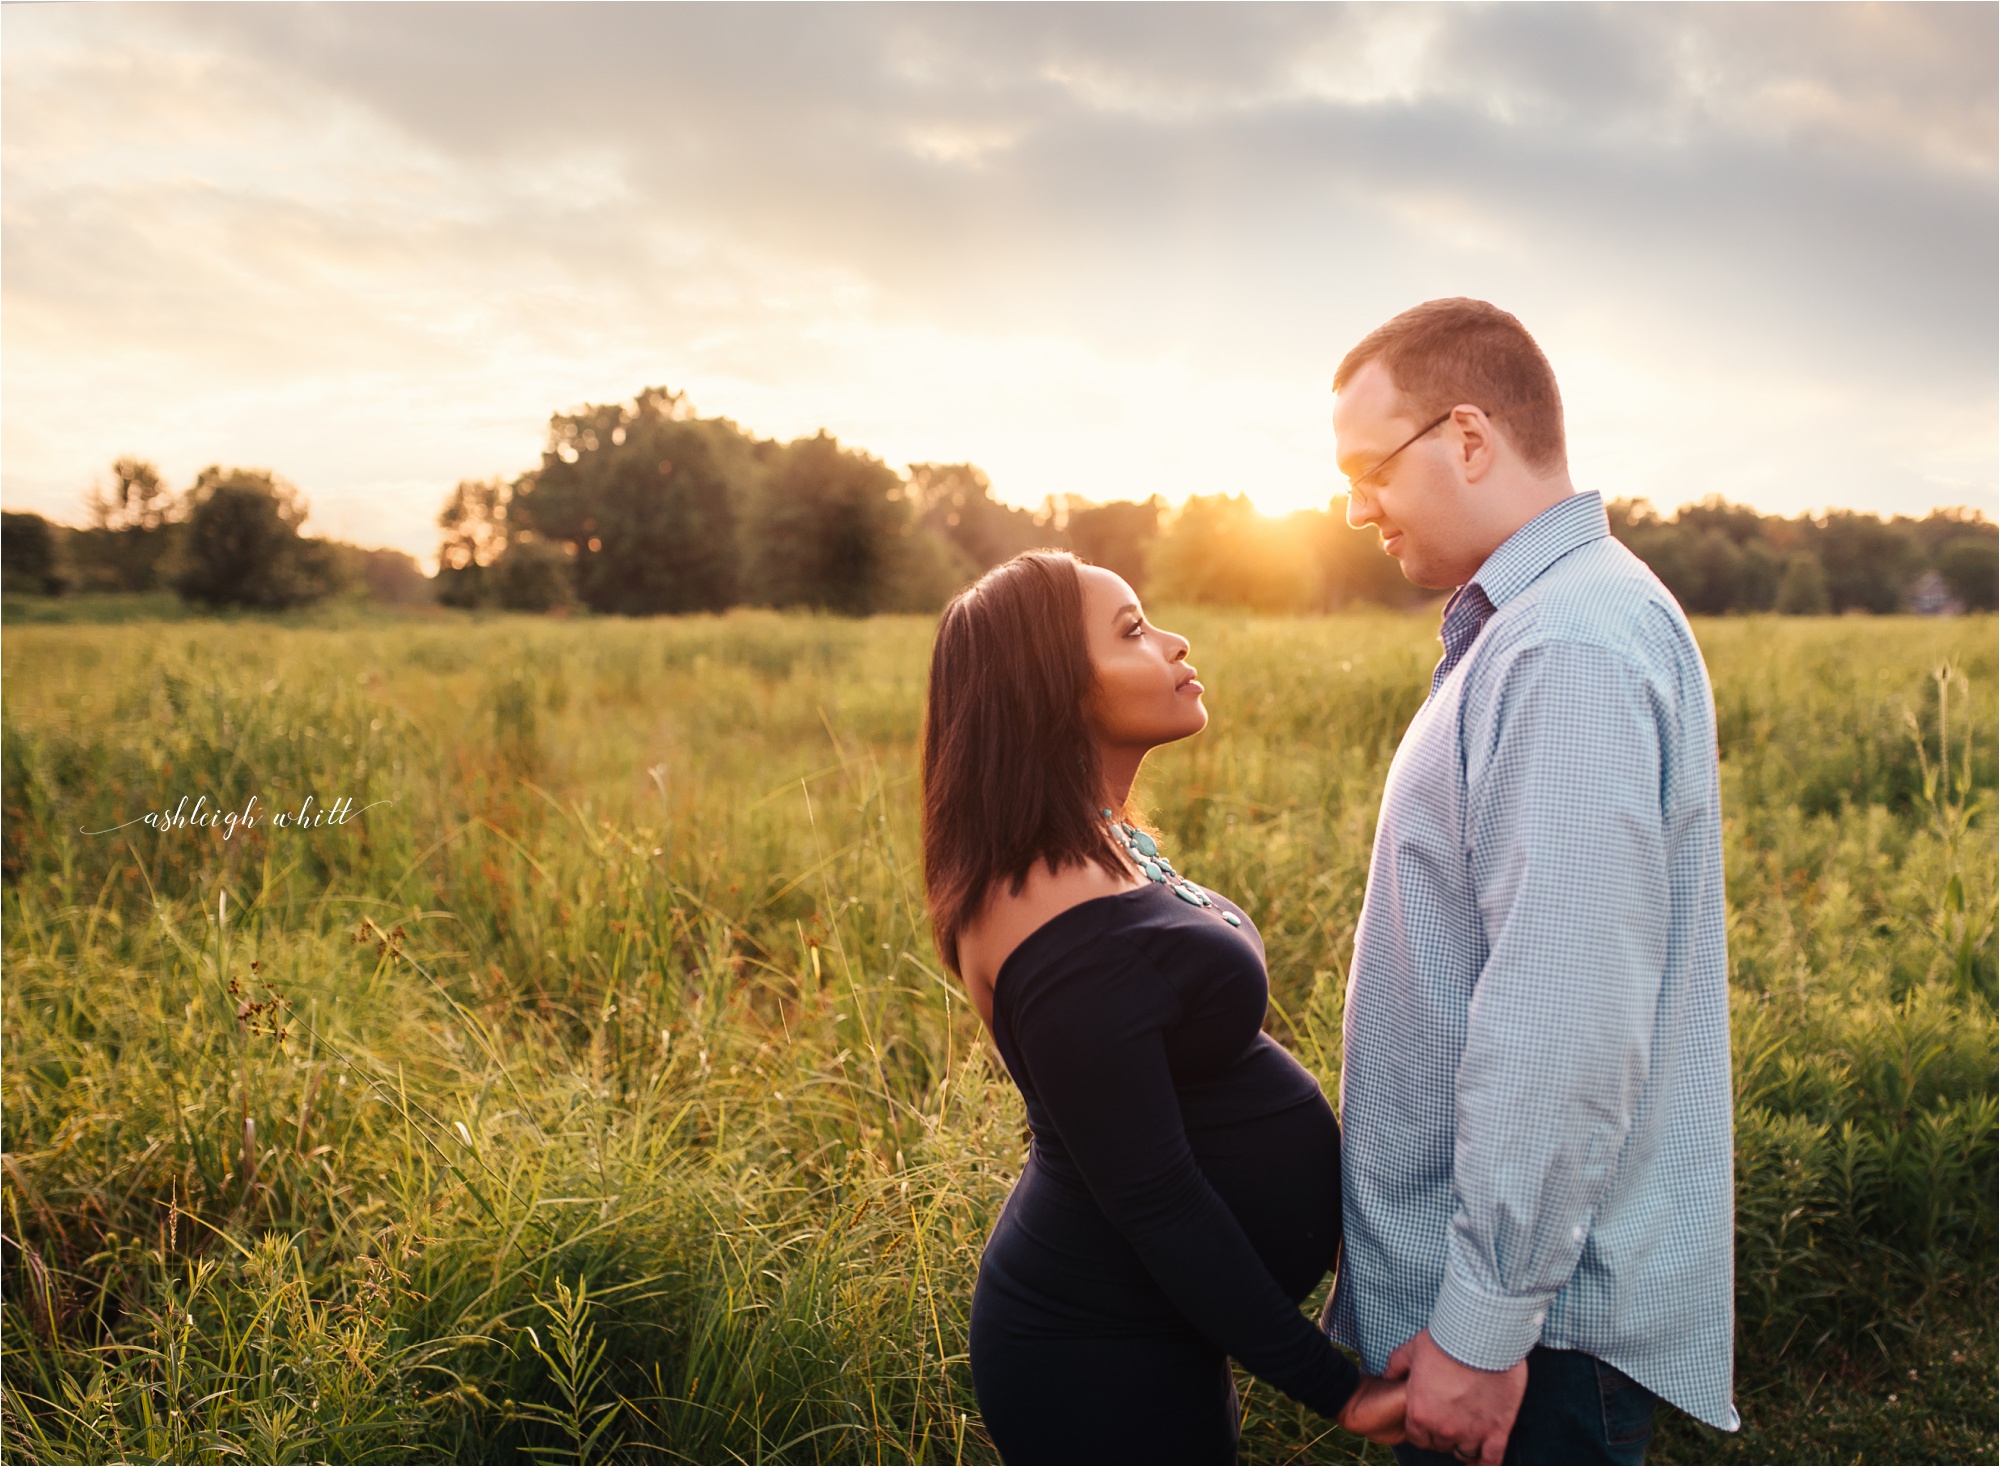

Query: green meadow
left=2, top=607, right=1994, bottom=1465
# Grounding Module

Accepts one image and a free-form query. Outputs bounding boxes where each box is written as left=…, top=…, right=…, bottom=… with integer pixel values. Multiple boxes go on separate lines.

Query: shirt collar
left=1466, top=490, right=1609, bottom=610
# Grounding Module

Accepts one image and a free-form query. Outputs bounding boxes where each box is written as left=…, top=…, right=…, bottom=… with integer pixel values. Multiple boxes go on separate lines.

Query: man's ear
left=1456, top=405, right=1499, bottom=485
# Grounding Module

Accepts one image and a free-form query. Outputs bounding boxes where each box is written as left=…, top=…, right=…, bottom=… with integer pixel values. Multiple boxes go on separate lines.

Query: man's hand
left=1383, top=1328, right=1527, bottom=1465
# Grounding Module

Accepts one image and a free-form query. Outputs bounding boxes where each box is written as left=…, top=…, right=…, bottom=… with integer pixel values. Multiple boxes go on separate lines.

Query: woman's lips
left=1178, top=678, right=1205, bottom=696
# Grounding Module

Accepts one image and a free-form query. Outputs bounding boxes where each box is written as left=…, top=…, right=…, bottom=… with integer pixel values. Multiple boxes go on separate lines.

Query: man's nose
left=1344, top=489, right=1377, bottom=529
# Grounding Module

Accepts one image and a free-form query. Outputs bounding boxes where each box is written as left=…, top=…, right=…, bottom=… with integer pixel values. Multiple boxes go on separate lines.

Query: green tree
left=1065, top=497, right=1164, bottom=594
left=84, top=456, right=177, bottom=532
left=744, top=431, right=944, bottom=613
left=908, top=463, right=1042, bottom=577
left=323, top=543, right=433, bottom=606
left=1816, top=511, right=1923, bottom=614
left=1685, top=529, right=1750, bottom=615
left=172, top=467, right=334, bottom=610
left=436, top=477, right=512, bottom=609
left=1775, top=550, right=1831, bottom=615
left=1622, top=523, right=1702, bottom=611
left=1673, top=495, right=1769, bottom=548
left=494, top=538, right=579, bottom=613
left=1938, top=536, right=1999, bottom=612
left=510, top=388, right=754, bottom=616
left=1611, top=497, right=1801, bottom=614
left=67, top=457, right=184, bottom=592
left=1, top=511, right=70, bottom=595
left=1908, top=506, right=1996, bottom=559
left=437, top=389, right=972, bottom=617
left=1738, top=538, right=1783, bottom=612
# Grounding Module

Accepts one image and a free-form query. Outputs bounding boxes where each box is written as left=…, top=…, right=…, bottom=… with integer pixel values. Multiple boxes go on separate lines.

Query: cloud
left=4, top=1, right=1992, bottom=563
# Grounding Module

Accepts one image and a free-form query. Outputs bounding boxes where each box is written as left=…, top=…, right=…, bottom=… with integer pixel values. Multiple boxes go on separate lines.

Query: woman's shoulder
left=957, top=856, right=1143, bottom=995
left=997, top=888, right=1159, bottom=985
left=997, top=879, right=1263, bottom=1007
left=991, top=888, right=1189, bottom=1048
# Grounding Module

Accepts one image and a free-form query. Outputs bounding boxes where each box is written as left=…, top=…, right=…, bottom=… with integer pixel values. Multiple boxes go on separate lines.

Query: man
left=1322, top=299, right=1738, bottom=1465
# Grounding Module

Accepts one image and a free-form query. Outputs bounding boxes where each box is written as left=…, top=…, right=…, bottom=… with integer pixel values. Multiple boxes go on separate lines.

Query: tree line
left=1607, top=496, right=1995, bottom=615
left=4, top=386, right=1993, bottom=616
left=430, top=387, right=1183, bottom=616
left=0, top=459, right=428, bottom=608
left=429, top=386, right=1998, bottom=617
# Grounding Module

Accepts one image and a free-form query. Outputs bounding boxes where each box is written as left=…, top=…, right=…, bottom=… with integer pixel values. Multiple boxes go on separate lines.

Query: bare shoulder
left=958, top=854, right=1143, bottom=1025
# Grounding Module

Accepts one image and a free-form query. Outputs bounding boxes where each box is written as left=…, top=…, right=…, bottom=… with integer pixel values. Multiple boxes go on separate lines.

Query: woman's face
left=1078, top=564, right=1208, bottom=754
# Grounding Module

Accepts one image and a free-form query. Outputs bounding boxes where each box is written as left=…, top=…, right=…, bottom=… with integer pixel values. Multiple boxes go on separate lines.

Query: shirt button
left=1532, top=1310, right=1547, bottom=1328
left=1572, top=1225, right=1586, bottom=1242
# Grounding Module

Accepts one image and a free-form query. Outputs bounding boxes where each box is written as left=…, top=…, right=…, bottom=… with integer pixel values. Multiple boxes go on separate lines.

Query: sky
left=4, top=2, right=1995, bottom=570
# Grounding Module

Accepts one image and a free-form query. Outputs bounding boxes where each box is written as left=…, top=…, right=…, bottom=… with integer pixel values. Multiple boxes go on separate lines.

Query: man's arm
left=1405, top=639, right=1671, bottom=1460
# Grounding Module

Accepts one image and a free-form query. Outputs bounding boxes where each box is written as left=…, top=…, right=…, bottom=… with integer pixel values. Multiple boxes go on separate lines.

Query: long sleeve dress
left=969, top=880, right=1359, bottom=1465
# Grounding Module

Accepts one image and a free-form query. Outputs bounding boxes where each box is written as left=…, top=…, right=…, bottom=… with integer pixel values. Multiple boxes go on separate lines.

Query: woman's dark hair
left=922, top=550, right=1129, bottom=975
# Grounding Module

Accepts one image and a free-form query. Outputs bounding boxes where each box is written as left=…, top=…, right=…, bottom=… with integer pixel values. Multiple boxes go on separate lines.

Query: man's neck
left=1467, top=473, right=1577, bottom=574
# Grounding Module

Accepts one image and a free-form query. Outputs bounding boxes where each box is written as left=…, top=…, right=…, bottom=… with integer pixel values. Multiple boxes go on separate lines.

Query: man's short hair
left=1334, top=298, right=1566, bottom=473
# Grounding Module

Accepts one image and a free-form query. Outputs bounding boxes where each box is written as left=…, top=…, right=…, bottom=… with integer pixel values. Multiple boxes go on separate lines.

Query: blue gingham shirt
left=1326, top=490, right=1738, bottom=1431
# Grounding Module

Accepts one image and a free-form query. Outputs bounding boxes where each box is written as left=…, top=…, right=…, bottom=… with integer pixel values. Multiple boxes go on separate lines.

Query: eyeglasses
left=1345, top=409, right=1455, bottom=495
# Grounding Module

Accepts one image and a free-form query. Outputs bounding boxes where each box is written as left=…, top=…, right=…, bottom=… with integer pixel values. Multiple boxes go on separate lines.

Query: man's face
left=1332, top=359, right=1485, bottom=591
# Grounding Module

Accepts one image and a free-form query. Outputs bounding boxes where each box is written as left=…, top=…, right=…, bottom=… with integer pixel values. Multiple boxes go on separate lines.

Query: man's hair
left=1333, top=298, right=1566, bottom=473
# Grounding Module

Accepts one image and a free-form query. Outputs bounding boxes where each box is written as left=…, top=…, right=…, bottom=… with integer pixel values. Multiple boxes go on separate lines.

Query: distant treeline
left=431, top=386, right=1997, bottom=616
left=1608, top=497, right=1996, bottom=616
left=4, top=386, right=1994, bottom=616
left=425, top=387, right=1421, bottom=616
left=0, top=459, right=428, bottom=608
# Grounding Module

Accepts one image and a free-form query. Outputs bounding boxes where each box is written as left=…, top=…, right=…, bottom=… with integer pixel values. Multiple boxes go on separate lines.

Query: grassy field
left=2, top=605, right=1993, bottom=1465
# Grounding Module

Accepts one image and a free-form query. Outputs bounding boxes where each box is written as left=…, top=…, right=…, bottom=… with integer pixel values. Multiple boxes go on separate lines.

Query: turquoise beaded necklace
left=1101, top=810, right=1242, bottom=927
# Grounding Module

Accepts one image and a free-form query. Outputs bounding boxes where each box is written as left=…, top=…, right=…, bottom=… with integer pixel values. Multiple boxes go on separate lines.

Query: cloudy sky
left=5, top=2, right=1994, bottom=568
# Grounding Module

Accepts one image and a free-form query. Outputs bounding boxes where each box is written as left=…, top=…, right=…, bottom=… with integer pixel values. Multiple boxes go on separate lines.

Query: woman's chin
left=1121, top=705, right=1209, bottom=751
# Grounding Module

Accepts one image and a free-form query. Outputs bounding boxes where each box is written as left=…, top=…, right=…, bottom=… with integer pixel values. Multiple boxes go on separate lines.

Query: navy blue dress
left=969, top=880, right=1357, bottom=1464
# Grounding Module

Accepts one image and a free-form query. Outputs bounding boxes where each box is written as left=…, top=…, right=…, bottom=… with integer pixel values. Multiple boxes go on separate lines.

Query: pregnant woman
left=922, top=550, right=1404, bottom=1464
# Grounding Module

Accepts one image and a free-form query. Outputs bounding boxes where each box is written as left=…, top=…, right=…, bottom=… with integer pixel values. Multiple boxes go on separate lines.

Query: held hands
left=1337, top=1373, right=1408, bottom=1446
left=1382, top=1328, right=1527, bottom=1465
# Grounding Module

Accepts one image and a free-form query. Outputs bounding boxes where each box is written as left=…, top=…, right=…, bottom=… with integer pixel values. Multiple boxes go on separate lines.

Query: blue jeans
left=1393, top=1347, right=1658, bottom=1466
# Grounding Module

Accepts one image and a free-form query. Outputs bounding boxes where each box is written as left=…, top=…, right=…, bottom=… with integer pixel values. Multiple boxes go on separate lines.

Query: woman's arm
left=1009, top=934, right=1362, bottom=1423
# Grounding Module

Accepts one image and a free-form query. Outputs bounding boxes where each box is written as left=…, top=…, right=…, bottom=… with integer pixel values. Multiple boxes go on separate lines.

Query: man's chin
left=1397, top=558, right=1458, bottom=593
left=1379, top=534, right=1457, bottom=591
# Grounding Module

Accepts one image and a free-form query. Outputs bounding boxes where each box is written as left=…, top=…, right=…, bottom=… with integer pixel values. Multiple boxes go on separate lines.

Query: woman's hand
left=1338, top=1372, right=1408, bottom=1446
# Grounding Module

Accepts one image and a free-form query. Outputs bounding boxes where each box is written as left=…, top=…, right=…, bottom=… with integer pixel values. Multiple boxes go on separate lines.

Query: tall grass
left=3, top=610, right=1994, bottom=1464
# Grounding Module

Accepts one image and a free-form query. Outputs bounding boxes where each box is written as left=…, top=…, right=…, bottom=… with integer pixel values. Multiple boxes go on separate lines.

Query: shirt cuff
left=1428, top=1263, right=1548, bottom=1372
